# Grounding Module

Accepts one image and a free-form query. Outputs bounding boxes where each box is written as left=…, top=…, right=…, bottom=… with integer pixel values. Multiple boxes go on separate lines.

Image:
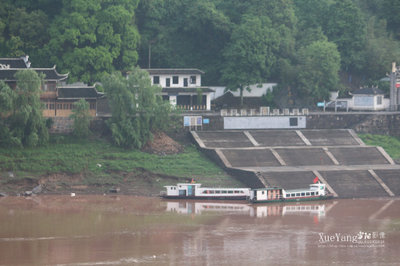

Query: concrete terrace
left=191, top=129, right=400, bottom=198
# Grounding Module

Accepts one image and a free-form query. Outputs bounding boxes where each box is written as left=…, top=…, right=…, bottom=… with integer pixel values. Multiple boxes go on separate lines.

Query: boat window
left=311, top=192, right=315, bottom=196
left=316, top=192, right=319, bottom=195
left=262, top=191, right=265, bottom=195
left=228, top=191, right=233, bottom=194
left=234, top=191, right=240, bottom=194
left=222, top=191, right=227, bottom=194
left=306, top=192, right=310, bottom=196
left=291, top=193, right=295, bottom=197
left=301, top=192, right=305, bottom=196
left=215, top=190, right=221, bottom=194
left=296, top=193, right=300, bottom=197
left=286, top=194, right=290, bottom=198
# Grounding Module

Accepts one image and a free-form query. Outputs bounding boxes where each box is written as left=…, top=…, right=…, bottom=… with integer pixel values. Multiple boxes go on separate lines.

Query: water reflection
left=0, top=196, right=399, bottom=265
left=165, top=200, right=329, bottom=220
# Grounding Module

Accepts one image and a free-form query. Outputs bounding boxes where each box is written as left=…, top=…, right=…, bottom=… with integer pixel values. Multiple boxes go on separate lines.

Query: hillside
left=0, top=133, right=244, bottom=196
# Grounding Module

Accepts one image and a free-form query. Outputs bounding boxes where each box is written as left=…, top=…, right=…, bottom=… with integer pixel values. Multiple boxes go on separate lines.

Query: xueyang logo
left=318, top=231, right=386, bottom=247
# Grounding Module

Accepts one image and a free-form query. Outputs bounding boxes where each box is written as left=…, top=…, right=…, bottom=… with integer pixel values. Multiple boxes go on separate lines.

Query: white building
left=145, top=68, right=214, bottom=111
left=325, top=87, right=389, bottom=111
left=351, top=87, right=388, bottom=111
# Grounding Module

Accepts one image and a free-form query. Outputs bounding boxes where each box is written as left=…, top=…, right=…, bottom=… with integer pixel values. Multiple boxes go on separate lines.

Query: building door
left=188, top=185, right=194, bottom=196
left=166, top=78, right=170, bottom=87
left=184, top=78, right=188, bottom=87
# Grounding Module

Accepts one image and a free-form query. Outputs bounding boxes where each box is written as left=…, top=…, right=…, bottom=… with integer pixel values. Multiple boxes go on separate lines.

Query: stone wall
left=48, top=112, right=400, bottom=137
left=49, top=117, right=73, bottom=134
left=306, top=113, right=400, bottom=137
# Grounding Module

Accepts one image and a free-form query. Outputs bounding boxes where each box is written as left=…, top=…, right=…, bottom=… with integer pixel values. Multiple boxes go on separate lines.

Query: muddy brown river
left=0, top=196, right=399, bottom=265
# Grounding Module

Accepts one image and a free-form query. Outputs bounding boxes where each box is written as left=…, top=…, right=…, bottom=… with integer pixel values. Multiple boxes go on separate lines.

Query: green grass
left=358, top=133, right=400, bottom=160
left=0, top=135, right=241, bottom=187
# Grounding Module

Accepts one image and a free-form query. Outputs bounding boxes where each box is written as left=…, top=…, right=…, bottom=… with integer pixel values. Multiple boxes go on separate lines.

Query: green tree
left=70, top=98, right=92, bottom=138
left=0, top=70, right=48, bottom=147
left=324, top=0, right=366, bottom=72
left=137, top=0, right=231, bottom=84
left=102, top=67, right=172, bottom=149
left=297, top=41, right=341, bottom=104
left=362, top=17, right=400, bottom=81
left=0, top=81, right=18, bottom=147
left=44, top=0, right=140, bottom=84
left=221, top=15, right=279, bottom=106
left=382, top=0, right=400, bottom=39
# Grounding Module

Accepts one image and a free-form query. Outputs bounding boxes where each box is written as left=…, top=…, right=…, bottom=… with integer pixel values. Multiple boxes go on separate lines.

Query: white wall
left=224, top=116, right=306, bottom=129
left=210, top=83, right=277, bottom=100
left=150, top=74, right=201, bottom=87
left=351, top=95, right=387, bottom=111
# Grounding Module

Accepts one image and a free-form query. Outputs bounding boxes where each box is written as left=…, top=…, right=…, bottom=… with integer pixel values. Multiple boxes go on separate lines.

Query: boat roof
left=166, top=183, right=250, bottom=190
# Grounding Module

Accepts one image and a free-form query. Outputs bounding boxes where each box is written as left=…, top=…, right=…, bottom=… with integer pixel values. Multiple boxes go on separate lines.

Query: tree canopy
left=0, top=69, right=48, bottom=147
left=1, top=0, right=400, bottom=105
left=102, top=67, right=172, bottom=149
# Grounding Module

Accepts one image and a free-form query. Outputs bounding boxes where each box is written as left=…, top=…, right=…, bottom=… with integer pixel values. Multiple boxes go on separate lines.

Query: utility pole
left=148, top=42, right=152, bottom=69
left=148, top=39, right=156, bottom=69
left=389, top=62, right=400, bottom=111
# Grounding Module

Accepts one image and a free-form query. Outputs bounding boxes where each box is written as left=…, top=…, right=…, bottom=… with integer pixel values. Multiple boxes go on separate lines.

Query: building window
left=184, top=78, right=188, bottom=87
left=190, top=76, right=196, bottom=84
left=166, top=78, right=171, bottom=87
left=153, top=76, right=160, bottom=84
left=57, top=103, right=62, bottom=109
left=377, top=96, right=382, bottom=105
left=173, top=76, right=179, bottom=84
left=90, top=102, right=96, bottom=110
left=289, top=117, right=298, bottom=126
left=49, top=103, right=55, bottom=110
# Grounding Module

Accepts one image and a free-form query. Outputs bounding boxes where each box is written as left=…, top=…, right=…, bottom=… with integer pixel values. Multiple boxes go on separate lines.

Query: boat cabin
left=250, top=183, right=327, bottom=203
left=251, top=187, right=283, bottom=202
left=163, top=183, right=251, bottom=199
left=164, top=183, right=202, bottom=197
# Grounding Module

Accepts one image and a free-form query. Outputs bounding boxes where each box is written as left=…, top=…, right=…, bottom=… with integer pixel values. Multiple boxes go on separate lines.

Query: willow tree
left=0, top=69, right=48, bottom=147
left=102, top=67, right=172, bottom=149
left=70, top=98, right=92, bottom=138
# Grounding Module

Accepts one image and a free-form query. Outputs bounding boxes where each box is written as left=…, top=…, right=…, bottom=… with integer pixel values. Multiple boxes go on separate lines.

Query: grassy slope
left=2, top=133, right=399, bottom=194
left=358, top=134, right=400, bottom=160
left=0, top=135, right=244, bottom=191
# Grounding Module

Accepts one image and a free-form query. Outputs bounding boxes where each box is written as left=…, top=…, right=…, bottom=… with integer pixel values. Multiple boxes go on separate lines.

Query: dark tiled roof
left=352, top=87, right=384, bottom=95
left=162, top=87, right=214, bottom=94
left=0, top=67, right=68, bottom=81
left=0, top=58, right=29, bottom=68
left=212, top=91, right=263, bottom=108
left=58, top=86, right=103, bottom=99
left=145, top=69, right=205, bottom=75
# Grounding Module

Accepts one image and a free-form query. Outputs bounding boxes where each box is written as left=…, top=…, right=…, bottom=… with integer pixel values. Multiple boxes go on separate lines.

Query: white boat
left=161, top=183, right=251, bottom=200
left=250, top=183, right=331, bottom=203
left=161, top=182, right=331, bottom=203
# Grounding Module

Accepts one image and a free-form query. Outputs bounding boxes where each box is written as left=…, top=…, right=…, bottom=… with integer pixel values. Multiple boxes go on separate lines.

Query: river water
left=0, top=195, right=399, bottom=265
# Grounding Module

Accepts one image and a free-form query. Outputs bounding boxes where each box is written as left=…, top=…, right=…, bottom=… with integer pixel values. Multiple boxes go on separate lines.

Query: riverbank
left=1, top=132, right=400, bottom=197
left=0, top=132, right=245, bottom=196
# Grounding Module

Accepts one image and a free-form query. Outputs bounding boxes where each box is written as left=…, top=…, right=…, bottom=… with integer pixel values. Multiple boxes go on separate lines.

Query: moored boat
left=249, top=183, right=332, bottom=203
left=161, top=181, right=332, bottom=203
left=160, top=183, right=251, bottom=200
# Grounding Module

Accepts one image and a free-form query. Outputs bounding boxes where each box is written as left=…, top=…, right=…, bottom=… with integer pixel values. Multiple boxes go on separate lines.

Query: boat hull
left=250, top=195, right=332, bottom=204
left=161, top=195, right=249, bottom=201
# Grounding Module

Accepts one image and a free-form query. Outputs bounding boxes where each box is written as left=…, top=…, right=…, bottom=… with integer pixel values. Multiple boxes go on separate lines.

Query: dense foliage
left=0, top=70, right=48, bottom=147
left=102, top=67, right=172, bottom=149
left=1, top=0, right=400, bottom=105
left=70, top=98, right=92, bottom=138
